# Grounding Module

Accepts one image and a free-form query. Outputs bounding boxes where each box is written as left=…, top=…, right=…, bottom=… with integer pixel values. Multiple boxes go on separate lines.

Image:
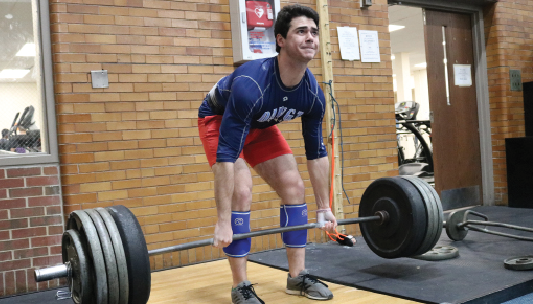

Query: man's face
left=277, top=16, right=319, bottom=62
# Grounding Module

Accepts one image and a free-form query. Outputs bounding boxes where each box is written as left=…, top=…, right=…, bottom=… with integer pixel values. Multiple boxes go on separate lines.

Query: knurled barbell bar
left=34, top=176, right=443, bottom=304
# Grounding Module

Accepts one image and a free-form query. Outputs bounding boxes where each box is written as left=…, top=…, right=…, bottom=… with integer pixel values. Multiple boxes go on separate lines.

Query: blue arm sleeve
left=216, top=77, right=263, bottom=163
left=301, top=87, right=328, bottom=160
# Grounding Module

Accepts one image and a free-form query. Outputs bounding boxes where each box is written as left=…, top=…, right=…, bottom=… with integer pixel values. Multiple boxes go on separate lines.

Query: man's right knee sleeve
left=223, top=211, right=251, bottom=258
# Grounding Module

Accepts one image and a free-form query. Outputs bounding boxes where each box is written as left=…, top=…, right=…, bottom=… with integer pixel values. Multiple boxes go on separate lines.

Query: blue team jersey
left=198, top=56, right=328, bottom=163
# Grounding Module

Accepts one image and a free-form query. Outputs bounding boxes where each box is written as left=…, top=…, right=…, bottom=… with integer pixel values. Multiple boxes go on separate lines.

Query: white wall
left=413, top=69, right=429, bottom=120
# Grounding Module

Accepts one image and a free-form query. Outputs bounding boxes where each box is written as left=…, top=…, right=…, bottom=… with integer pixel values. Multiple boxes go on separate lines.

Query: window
left=0, top=0, right=57, bottom=165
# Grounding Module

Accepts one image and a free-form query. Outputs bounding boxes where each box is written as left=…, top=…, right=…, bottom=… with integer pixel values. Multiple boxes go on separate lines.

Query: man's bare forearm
left=213, top=162, right=235, bottom=224
left=307, top=157, right=330, bottom=210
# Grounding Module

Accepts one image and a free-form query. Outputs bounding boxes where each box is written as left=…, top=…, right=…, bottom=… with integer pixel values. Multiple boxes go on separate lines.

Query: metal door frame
left=389, top=0, right=495, bottom=206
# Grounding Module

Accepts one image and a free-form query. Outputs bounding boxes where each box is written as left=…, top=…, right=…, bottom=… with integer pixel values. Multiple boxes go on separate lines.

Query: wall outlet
left=510, top=69, right=522, bottom=92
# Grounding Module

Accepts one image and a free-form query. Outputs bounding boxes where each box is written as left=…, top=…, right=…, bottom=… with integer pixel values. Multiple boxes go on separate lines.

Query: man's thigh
left=253, top=154, right=304, bottom=204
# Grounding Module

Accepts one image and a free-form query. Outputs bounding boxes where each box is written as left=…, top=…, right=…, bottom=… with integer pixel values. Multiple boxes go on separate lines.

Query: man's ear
left=276, top=33, right=285, bottom=49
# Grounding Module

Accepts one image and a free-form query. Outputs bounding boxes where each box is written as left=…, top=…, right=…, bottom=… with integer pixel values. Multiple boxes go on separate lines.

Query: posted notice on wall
left=359, top=30, right=380, bottom=62
left=337, top=27, right=360, bottom=61
left=453, top=64, right=472, bottom=86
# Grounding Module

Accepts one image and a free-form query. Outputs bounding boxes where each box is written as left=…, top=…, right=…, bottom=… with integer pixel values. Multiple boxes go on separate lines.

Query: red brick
left=6, top=167, right=41, bottom=178
left=9, top=187, right=42, bottom=198
left=44, top=186, right=61, bottom=195
left=31, top=235, right=62, bottom=248
left=12, top=227, right=47, bottom=239
left=28, top=195, right=61, bottom=207
left=43, top=167, right=58, bottom=175
left=0, top=210, right=7, bottom=220
left=0, top=169, right=5, bottom=179
left=14, top=247, right=49, bottom=259
left=50, top=245, right=62, bottom=255
left=0, top=259, right=31, bottom=271
left=0, top=271, right=4, bottom=296
left=0, top=251, right=12, bottom=261
left=5, top=271, right=15, bottom=296
left=0, top=218, right=28, bottom=230
left=26, top=176, right=60, bottom=187
left=0, top=198, right=26, bottom=209
left=0, top=178, right=24, bottom=189
left=46, top=206, right=62, bottom=215
left=36, top=280, right=47, bottom=292
left=10, top=207, right=45, bottom=218
left=32, top=255, right=62, bottom=267
left=0, top=189, right=6, bottom=198
left=48, top=226, right=64, bottom=235
left=15, top=270, right=26, bottom=294
left=0, top=239, right=29, bottom=251
left=0, top=230, right=8, bottom=239
left=26, top=269, right=37, bottom=292
left=30, top=215, right=63, bottom=227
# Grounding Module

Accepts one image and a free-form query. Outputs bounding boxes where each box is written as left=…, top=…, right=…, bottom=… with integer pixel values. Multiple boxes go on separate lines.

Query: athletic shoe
left=231, top=281, right=265, bottom=304
left=286, top=269, right=333, bottom=300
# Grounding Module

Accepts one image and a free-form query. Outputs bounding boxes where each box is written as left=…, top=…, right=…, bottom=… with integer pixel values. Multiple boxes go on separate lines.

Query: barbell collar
left=148, top=215, right=382, bottom=256
left=34, top=263, right=70, bottom=282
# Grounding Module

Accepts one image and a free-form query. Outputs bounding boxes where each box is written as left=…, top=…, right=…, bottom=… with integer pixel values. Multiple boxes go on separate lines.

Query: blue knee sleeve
left=280, top=204, right=308, bottom=248
left=223, top=211, right=251, bottom=258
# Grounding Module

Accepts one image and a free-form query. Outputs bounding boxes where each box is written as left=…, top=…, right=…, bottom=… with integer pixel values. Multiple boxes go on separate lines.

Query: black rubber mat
left=248, top=206, right=533, bottom=304
left=0, top=287, right=70, bottom=303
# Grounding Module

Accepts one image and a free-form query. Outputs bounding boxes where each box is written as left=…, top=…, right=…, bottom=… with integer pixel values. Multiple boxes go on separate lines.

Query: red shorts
left=198, top=115, right=292, bottom=167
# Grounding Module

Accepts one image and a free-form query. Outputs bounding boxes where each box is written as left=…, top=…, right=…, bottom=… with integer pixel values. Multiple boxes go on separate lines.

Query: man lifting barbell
left=32, top=5, right=446, bottom=304
left=197, top=4, right=336, bottom=303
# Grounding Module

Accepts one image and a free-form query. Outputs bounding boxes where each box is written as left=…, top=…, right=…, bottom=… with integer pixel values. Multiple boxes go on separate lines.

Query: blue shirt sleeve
left=301, top=86, right=328, bottom=160
left=216, top=76, right=263, bottom=163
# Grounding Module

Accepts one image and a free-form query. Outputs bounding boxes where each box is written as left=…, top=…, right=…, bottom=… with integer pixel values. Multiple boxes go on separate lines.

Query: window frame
left=0, top=0, right=59, bottom=167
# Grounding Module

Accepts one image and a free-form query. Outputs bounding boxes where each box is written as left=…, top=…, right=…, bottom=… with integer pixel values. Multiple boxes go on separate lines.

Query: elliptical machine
left=395, top=101, right=434, bottom=184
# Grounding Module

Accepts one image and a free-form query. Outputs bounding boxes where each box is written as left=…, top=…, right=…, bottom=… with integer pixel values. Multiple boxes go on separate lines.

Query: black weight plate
left=106, top=205, right=151, bottom=304
left=68, top=210, right=108, bottom=304
left=445, top=210, right=468, bottom=241
left=400, top=177, right=436, bottom=256
left=86, top=209, right=119, bottom=304
left=412, top=246, right=459, bottom=261
left=504, top=256, right=533, bottom=271
left=403, top=177, right=443, bottom=256
left=420, top=181, right=444, bottom=251
left=359, top=177, right=427, bottom=258
left=96, top=207, right=129, bottom=304
left=62, top=229, right=93, bottom=304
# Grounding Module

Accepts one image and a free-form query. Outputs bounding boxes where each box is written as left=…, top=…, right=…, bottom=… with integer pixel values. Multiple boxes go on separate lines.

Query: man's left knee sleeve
left=280, top=204, right=308, bottom=248
left=223, top=211, right=251, bottom=257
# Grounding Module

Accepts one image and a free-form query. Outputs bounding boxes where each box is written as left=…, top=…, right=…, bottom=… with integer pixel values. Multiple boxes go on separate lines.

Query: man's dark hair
left=1, top=129, right=8, bottom=138
left=274, top=4, right=319, bottom=53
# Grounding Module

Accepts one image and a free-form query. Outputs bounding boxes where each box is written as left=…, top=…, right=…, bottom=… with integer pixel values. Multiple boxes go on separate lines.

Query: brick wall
left=484, top=0, right=533, bottom=205
left=51, top=0, right=395, bottom=271
left=0, top=165, right=64, bottom=297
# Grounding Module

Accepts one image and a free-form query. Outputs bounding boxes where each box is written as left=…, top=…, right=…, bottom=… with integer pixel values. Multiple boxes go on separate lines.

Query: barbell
left=445, top=209, right=533, bottom=242
left=34, top=176, right=443, bottom=304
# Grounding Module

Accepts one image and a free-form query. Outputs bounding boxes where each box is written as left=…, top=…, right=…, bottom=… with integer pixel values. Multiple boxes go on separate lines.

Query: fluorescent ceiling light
left=16, top=44, right=36, bottom=57
left=0, top=69, right=30, bottom=78
left=389, top=25, right=405, bottom=32
left=415, top=62, right=427, bottom=68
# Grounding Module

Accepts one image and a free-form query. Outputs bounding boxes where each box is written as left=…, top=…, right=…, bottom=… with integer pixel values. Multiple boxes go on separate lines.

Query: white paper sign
left=453, top=64, right=472, bottom=86
left=359, top=30, right=380, bottom=62
left=337, top=27, right=360, bottom=61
